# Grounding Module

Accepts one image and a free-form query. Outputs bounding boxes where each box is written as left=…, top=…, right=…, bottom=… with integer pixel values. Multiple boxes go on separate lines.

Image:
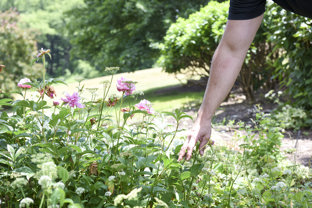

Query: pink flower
left=116, top=77, right=135, bottom=96
left=135, top=99, right=155, bottom=114
left=61, top=92, right=84, bottom=108
left=53, top=101, right=60, bottom=106
left=18, top=78, right=31, bottom=89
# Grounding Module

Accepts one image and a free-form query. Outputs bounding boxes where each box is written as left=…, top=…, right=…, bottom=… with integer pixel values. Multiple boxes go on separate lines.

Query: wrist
left=197, top=108, right=213, bottom=121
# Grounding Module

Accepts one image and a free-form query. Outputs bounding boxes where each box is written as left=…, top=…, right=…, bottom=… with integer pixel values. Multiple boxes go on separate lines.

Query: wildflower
left=37, top=48, right=51, bottom=58
left=38, top=175, right=52, bottom=189
left=61, top=92, right=84, bottom=108
left=0, top=64, right=5, bottom=72
left=18, top=78, right=31, bottom=89
left=53, top=101, right=60, bottom=106
left=46, top=85, right=56, bottom=98
left=135, top=99, right=155, bottom=114
left=116, top=77, right=135, bottom=96
left=119, top=171, right=126, bottom=176
left=283, top=169, right=292, bottom=175
left=76, top=187, right=85, bottom=195
left=108, top=175, right=115, bottom=181
left=40, top=161, right=57, bottom=179
left=19, top=197, right=34, bottom=208
left=105, top=191, right=112, bottom=196
left=11, top=178, right=28, bottom=188
left=271, top=181, right=286, bottom=191
left=106, top=95, right=118, bottom=107
left=53, top=181, right=65, bottom=189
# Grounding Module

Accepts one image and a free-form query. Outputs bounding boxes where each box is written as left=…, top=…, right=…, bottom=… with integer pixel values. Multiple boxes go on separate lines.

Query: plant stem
left=39, top=193, right=45, bottom=208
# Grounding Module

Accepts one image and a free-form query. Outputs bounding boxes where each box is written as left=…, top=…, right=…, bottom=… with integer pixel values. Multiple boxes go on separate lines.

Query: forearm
left=198, top=16, right=263, bottom=120
left=198, top=42, right=247, bottom=120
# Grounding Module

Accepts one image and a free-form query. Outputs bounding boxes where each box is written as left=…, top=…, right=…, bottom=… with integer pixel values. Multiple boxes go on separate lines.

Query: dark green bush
left=158, top=1, right=281, bottom=101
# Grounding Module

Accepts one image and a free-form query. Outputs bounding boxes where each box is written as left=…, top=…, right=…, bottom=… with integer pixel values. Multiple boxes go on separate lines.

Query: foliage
left=265, top=2, right=312, bottom=112
left=0, top=0, right=84, bottom=78
left=0, top=9, right=42, bottom=96
left=0, top=52, right=311, bottom=207
left=158, top=1, right=282, bottom=101
left=66, top=0, right=210, bottom=72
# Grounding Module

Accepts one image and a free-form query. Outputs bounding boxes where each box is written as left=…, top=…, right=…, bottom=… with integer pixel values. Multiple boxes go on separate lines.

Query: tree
left=67, top=0, right=210, bottom=72
left=0, top=9, right=41, bottom=95
left=0, top=0, right=84, bottom=77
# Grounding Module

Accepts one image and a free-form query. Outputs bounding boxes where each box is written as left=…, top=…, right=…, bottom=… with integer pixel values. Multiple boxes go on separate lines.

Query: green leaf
left=180, top=171, right=191, bottom=180
left=51, top=188, right=66, bottom=207
left=190, top=164, right=204, bottom=176
left=7, top=144, right=15, bottom=159
left=57, top=166, right=69, bottom=183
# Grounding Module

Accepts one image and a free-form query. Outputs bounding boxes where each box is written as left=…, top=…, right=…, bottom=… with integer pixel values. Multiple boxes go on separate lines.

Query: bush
left=158, top=1, right=282, bottom=101
left=265, top=2, right=312, bottom=112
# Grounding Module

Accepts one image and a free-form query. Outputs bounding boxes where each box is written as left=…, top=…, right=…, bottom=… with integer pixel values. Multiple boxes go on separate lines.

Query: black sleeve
left=228, top=0, right=266, bottom=20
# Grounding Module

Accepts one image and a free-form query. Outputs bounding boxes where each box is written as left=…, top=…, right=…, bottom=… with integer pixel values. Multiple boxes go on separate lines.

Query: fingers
left=178, top=135, right=191, bottom=161
left=199, top=137, right=209, bottom=156
left=186, top=137, right=197, bottom=160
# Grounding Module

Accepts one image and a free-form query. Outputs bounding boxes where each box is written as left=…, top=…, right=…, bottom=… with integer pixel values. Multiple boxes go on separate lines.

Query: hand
left=178, top=117, right=212, bottom=161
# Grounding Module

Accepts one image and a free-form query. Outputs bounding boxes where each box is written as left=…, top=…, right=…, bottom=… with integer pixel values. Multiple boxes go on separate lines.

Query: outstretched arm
left=178, top=14, right=264, bottom=161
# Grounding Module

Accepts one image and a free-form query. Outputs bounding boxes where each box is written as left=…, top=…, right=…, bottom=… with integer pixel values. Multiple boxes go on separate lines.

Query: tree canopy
left=67, top=0, right=210, bottom=72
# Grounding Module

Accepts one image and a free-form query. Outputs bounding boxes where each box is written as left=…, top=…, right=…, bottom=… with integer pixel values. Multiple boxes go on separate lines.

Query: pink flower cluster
left=135, top=99, right=154, bottom=114
left=61, top=92, right=84, bottom=108
left=18, top=78, right=31, bottom=89
left=116, top=77, right=135, bottom=96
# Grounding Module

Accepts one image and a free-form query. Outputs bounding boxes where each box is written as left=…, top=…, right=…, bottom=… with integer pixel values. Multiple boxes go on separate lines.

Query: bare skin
left=178, top=14, right=264, bottom=161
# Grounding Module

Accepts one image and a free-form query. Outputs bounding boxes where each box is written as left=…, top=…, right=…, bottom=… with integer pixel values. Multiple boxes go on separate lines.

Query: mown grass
left=55, top=67, right=204, bottom=112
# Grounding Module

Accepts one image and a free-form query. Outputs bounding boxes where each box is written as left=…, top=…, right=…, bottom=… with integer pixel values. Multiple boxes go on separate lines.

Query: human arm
left=178, top=14, right=264, bottom=161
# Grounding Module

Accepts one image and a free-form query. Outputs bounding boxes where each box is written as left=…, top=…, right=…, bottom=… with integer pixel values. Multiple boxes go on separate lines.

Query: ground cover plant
left=0, top=51, right=311, bottom=208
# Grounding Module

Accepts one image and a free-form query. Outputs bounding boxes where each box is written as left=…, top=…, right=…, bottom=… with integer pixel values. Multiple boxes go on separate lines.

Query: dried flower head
left=90, top=118, right=96, bottom=125
left=0, top=64, right=5, bottom=72
left=106, top=95, right=119, bottom=107
left=37, top=48, right=51, bottom=58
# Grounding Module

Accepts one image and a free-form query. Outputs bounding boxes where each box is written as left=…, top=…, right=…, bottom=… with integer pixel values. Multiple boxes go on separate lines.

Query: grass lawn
left=54, top=67, right=204, bottom=112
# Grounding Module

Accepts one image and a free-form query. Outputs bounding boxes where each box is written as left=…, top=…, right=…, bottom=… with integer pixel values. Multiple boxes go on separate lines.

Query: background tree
left=67, top=0, right=211, bottom=73
left=0, top=9, right=41, bottom=96
left=0, top=0, right=84, bottom=78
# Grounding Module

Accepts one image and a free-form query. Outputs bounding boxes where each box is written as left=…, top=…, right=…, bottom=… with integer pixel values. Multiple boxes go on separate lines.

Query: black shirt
left=228, top=0, right=312, bottom=20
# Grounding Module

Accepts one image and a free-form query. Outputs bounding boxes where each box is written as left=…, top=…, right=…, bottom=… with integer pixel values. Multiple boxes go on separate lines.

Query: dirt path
left=161, top=86, right=312, bottom=168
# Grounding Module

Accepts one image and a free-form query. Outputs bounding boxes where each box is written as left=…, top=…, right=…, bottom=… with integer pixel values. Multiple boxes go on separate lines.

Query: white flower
left=283, top=169, right=292, bottom=175
left=40, top=161, right=57, bottom=179
left=12, top=178, right=28, bottom=188
left=38, top=175, right=52, bottom=189
left=119, top=171, right=126, bottom=176
left=271, top=167, right=280, bottom=173
left=19, top=197, right=34, bottom=208
left=260, top=173, right=269, bottom=179
left=105, top=191, right=112, bottom=196
left=271, top=181, right=287, bottom=191
left=108, top=176, right=115, bottom=181
left=252, top=178, right=262, bottom=183
left=76, top=187, right=85, bottom=195
left=53, top=181, right=65, bottom=189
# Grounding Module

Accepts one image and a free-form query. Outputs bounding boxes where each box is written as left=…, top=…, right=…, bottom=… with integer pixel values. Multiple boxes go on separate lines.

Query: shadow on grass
left=125, top=84, right=205, bottom=112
